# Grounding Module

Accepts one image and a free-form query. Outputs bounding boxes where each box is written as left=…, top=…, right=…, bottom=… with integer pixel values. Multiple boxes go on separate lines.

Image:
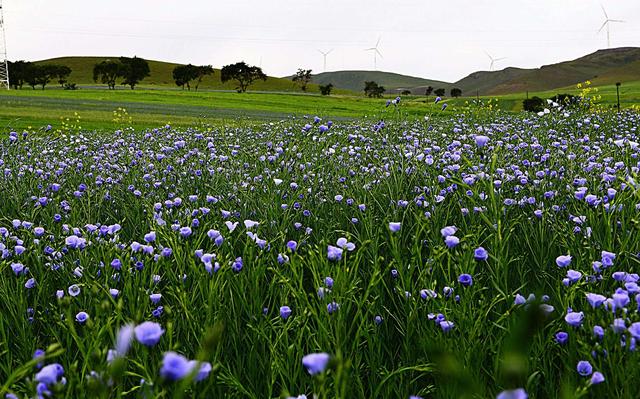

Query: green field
left=1, top=80, right=639, bottom=132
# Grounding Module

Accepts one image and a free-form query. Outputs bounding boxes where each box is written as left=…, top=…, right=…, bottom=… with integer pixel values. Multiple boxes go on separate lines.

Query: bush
left=319, top=83, right=333, bottom=96
left=523, top=96, right=545, bottom=112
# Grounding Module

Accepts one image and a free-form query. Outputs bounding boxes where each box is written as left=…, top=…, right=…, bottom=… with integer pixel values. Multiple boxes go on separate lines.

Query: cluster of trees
left=423, top=86, right=462, bottom=98
left=93, top=57, right=150, bottom=90
left=7, top=61, right=72, bottom=90
left=172, top=64, right=214, bottom=90
left=364, top=81, right=385, bottom=98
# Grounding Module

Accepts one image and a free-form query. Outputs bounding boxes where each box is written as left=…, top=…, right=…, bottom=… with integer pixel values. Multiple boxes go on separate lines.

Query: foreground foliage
left=1, top=105, right=640, bottom=398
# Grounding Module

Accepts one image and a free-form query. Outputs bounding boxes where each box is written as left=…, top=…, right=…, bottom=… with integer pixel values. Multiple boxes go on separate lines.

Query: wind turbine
left=485, top=51, right=506, bottom=71
left=365, top=37, right=383, bottom=70
left=317, top=49, right=333, bottom=72
left=598, top=5, right=624, bottom=49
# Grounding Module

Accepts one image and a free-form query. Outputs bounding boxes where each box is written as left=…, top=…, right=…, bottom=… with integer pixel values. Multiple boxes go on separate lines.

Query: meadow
left=1, top=79, right=639, bottom=131
left=1, top=93, right=640, bottom=398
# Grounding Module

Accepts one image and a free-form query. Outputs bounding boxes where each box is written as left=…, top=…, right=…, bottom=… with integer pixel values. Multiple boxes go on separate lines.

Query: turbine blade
left=495, top=57, right=507, bottom=61
left=375, top=37, right=381, bottom=47
left=601, top=4, right=608, bottom=19
left=597, top=20, right=608, bottom=33
left=609, top=19, right=625, bottom=22
left=327, top=49, right=334, bottom=55
left=376, top=49, right=383, bottom=58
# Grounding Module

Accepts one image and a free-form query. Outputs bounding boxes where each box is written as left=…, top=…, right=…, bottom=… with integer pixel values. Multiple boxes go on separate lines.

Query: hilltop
left=453, top=47, right=640, bottom=95
left=309, top=70, right=449, bottom=94
left=32, top=56, right=345, bottom=93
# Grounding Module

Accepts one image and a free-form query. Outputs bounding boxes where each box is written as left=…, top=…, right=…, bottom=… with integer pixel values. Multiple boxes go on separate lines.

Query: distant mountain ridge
left=31, top=47, right=640, bottom=96
left=309, top=70, right=448, bottom=93
left=307, top=47, right=640, bottom=95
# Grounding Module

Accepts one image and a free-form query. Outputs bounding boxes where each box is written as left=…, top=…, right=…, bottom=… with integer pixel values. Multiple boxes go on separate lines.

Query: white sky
left=3, top=0, right=640, bottom=82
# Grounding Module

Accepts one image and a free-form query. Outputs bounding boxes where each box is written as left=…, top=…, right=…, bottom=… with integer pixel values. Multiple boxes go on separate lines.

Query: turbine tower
left=317, top=49, right=333, bottom=72
left=485, top=51, right=506, bottom=71
left=0, top=0, right=9, bottom=89
left=598, top=5, right=624, bottom=49
left=365, top=37, right=383, bottom=70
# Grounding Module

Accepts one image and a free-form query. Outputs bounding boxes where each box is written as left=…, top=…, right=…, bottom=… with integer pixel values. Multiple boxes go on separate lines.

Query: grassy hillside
left=310, top=70, right=450, bottom=93
left=454, top=47, right=640, bottom=95
left=32, top=56, right=351, bottom=94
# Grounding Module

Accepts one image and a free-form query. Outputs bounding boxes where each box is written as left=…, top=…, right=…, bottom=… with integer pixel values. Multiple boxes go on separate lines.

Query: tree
left=54, top=65, right=72, bottom=87
left=119, top=56, right=150, bottom=90
left=450, top=87, right=462, bottom=98
left=425, top=86, right=434, bottom=97
left=522, top=96, right=545, bottom=112
left=434, top=88, right=446, bottom=97
left=220, top=62, right=267, bottom=93
left=193, top=65, right=214, bottom=91
left=292, top=68, right=312, bottom=92
left=93, top=60, right=124, bottom=89
left=25, top=64, right=60, bottom=90
left=173, top=64, right=196, bottom=90
left=7, top=61, right=33, bottom=89
left=319, top=83, right=333, bottom=96
left=172, top=64, right=214, bottom=91
left=364, top=81, right=385, bottom=98
left=401, top=89, right=412, bottom=95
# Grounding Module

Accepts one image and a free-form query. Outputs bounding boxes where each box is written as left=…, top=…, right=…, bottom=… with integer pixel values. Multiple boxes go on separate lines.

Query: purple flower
left=555, top=331, right=569, bottom=345
left=555, top=255, right=572, bottom=268
left=439, top=320, right=455, bottom=332
left=25, top=278, right=36, bottom=289
left=496, top=388, right=528, bottom=399
left=116, top=324, right=135, bottom=356
left=586, top=293, right=606, bottom=308
left=111, top=258, right=122, bottom=270
left=287, top=240, right=298, bottom=252
left=76, top=311, right=89, bottom=323
left=68, top=284, right=81, bottom=297
left=590, top=371, right=605, bottom=385
left=327, top=245, right=343, bottom=261
left=474, top=247, right=488, bottom=261
left=280, top=306, right=292, bottom=320
left=134, top=321, right=165, bottom=347
left=179, top=227, right=192, bottom=238
left=444, top=235, right=460, bottom=249
left=440, top=226, right=457, bottom=237
left=565, top=311, right=584, bottom=327
left=144, top=231, right=156, bottom=243
left=150, top=293, right=162, bottom=304
left=160, top=352, right=190, bottom=381
left=336, top=237, right=355, bottom=251
left=629, top=322, right=640, bottom=339
left=388, top=222, right=401, bottom=233
left=601, top=251, right=616, bottom=267
left=35, top=363, right=64, bottom=385
left=475, top=135, right=490, bottom=147
left=302, top=352, right=330, bottom=375
left=576, top=360, right=592, bottom=377
left=458, top=273, right=473, bottom=287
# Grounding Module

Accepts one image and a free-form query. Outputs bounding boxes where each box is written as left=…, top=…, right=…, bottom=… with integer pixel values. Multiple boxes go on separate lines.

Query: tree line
left=7, top=61, right=73, bottom=90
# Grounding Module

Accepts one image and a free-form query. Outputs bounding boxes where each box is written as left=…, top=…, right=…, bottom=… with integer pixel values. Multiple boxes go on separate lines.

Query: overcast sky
left=3, top=0, right=639, bottom=82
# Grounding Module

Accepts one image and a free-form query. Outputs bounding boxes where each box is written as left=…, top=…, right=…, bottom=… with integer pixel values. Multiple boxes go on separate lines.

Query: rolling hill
left=32, top=56, right=347, bottom=93
left=309, top=70, right=449, bottom=94
left=453, top=47, right=640, bottom=95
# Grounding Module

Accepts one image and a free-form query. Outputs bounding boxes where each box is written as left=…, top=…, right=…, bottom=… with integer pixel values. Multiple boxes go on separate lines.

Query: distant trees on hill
left=319, top=83, right=333, bottom=96
left=364, top=81, right=385, bottom=98
left=292, top=69, right=313, bottom=92
left=425, top=86, right=434, bottom=97
left=450, top=87, right=462, bottom=98
left=7, top=61, right=72, bottom=90
left=172, top=64, right=214, bottom=91
left=434, top=88, right=446, bottom=97
left=92, top=56, right=150, bottom=89
left=220, top=62, right=267, bottom=93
